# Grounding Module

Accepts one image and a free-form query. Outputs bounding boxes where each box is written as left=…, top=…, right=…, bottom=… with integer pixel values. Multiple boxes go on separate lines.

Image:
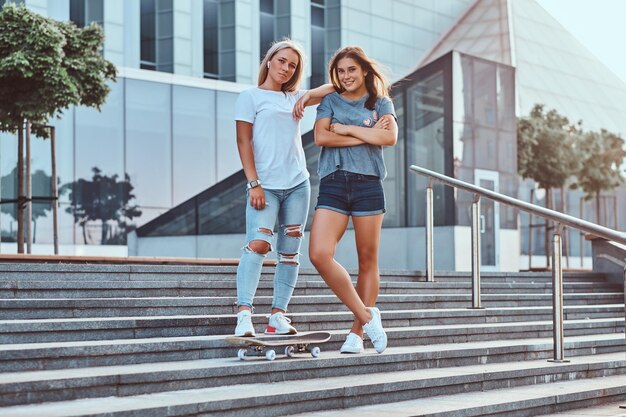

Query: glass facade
left=137, top=51, right=518, bottom=238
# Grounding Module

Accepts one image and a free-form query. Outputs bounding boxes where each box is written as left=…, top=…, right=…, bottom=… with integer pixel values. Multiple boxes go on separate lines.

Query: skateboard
left=225, top=332, right=331, bottom=361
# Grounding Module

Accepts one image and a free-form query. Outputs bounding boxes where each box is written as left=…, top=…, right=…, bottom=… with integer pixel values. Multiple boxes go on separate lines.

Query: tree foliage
left=517, top=104, right=580, bottom=192
left=0, top=3, right=116, bottom=137
left=575, top=129, right=626, bottom=200
left=60, top=167, right=142, bottom=245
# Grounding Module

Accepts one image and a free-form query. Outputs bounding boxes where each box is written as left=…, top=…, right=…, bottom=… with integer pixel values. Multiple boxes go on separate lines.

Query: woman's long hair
left=328, top=46, right=390, bottom=110
left=258, top=39, right=305, bottom=93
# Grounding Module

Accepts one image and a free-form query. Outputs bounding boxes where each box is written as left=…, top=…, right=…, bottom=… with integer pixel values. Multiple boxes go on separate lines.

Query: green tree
left=517, top=104, right=581, bottom=264
left=574, top=129, right=626, bottom=224
left=0, top=4, right=116, bottom=252
left=61, top=167, right=142, bottom=245
left=517, top=104, right=581, bottom=202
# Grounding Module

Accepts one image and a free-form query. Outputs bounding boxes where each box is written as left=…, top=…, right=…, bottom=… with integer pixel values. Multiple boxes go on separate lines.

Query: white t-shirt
left=234, top=87, right=310, bottom=190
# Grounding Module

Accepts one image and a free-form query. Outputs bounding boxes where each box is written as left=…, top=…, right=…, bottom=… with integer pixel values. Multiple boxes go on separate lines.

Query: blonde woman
left=234, top=40, right=333, bottom=336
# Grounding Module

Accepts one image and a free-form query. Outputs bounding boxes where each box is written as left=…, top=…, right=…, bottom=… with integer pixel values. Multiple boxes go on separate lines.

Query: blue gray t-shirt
left=315, top=92, right=396, bottom=180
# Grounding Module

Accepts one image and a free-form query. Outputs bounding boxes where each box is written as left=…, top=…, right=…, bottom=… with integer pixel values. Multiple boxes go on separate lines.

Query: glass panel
left=310, top=25, right=325, bottom=87
left=172, top=86, right=216, bottom=205
left=499, top=172, right=518, bottom=229
left=479, top=178, right=496, bottom=266
left=473, top=60, right=496, bottom=127
left=474, top=127, right=497, bottom=170
left=382, top=93, right=405, bottom=227
left=311, top=5, right=324, bottom=26
left=69, top=0, right=86, bottom=27
left=260, top=0, right=273, bottom=13
left=140, top=0, right=156, bottom=67
left=407, top=70, right=447, bottom=226
left=126, top=79, right=172, bottom=211
left=203, top=0, right=219, bottom=78
left=0, top=203, right=17, bottom=243
left=260, top=11, right=274, bottom=59
left=497, top=65, right=515, bottom=130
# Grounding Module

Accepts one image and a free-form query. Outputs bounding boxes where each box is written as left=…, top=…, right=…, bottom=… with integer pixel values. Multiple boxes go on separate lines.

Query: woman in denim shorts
left=306, top=46, right=398, bottom=354
left=233, top=40, right=334, bottom=337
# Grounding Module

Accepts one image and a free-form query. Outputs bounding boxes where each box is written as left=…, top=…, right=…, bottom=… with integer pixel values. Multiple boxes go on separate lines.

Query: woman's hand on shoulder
left=249, top=186, right=266, bottom=210
left=292, top=92, right=311, bottom=120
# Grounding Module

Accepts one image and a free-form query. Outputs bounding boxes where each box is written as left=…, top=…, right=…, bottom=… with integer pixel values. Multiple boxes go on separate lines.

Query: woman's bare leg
left=309, top=209, right=373, bottom=325
left=350, top=214, right=384, bottom=337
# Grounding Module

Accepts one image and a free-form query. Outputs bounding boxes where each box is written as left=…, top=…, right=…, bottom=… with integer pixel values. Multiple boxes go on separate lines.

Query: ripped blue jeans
left=236, top=178, right=310, bottom=312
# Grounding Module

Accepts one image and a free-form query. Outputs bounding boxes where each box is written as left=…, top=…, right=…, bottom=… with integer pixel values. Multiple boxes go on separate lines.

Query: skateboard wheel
left=284, top=346, right=295, bottom=357
left=237, top=349, right=247, bottom=360
left=265, top=349, right=276, bottom=361
left=311, top=346, right=321, bottom=358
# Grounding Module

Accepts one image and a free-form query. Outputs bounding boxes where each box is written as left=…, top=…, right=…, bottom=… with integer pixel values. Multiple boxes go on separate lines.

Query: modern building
left=1, top=0, right=624, bottom=270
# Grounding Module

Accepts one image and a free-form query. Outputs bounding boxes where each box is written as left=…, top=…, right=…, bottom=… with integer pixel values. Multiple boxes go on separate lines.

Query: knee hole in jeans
left=246, top=240, right=271, bottom=254
left=279, top=252, right=300, bottom=265
left=283, top=224, right=303, bottom=238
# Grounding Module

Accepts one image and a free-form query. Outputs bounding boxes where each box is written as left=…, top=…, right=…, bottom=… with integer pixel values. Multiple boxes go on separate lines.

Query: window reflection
left=406, top=69, right=448, bottom=227
left=126, top=79, right=172, bottom=210
left=172, top=86, right=216, bottom=205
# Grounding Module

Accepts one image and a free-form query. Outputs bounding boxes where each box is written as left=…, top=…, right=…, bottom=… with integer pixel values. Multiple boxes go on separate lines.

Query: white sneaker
left=340, top=332, right=364, bottom=354
left=265, top=312, right=297, bottom=335
left=234, top=310, right=256, bottom=337
left=362, top=307, right=387, bottom=353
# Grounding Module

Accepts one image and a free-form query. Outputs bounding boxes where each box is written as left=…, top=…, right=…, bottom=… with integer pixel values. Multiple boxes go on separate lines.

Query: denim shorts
left=316, top=170, right=385, bottom=217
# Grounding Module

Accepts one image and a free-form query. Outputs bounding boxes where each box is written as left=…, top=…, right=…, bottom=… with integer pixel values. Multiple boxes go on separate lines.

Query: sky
left=536, top=0, right=626, bottom=84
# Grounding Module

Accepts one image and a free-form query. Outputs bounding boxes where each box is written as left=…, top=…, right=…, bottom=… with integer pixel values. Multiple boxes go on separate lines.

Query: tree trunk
left=17, top=119, right=24, bottom=254
left=595, top=191, right=601, bottom=225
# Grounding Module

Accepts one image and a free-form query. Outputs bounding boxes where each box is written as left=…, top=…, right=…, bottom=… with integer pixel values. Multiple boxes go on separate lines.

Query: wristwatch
left=246, top=179, right=261, bottom=190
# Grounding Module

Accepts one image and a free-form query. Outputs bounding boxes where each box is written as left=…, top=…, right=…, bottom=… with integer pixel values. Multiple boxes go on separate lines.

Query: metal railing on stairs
left=410, top=165, right=626, bottom=363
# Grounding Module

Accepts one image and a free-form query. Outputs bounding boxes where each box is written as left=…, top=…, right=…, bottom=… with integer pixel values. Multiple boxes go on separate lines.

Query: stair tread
left=286, top=373, right=626, bottom=417
left=1, top=353, right=624, bottom=417
left=2, top=335, right=623, bottom=383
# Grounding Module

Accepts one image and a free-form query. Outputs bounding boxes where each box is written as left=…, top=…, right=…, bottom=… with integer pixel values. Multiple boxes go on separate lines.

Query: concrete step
left=536, top=401, right=626, bottom=416
left=1, top=292, right=622, bottom=319
left=1, top=351, right=624, bottom=416
left=1, top=320, right=622, bottom=372
left=2, top=305, right=622, bottom=344
left=0, top=336, right=622, bottom=407
left=1, top=280, right=619, bottom=299
left=286, top=373, right=626, bottom=417
left=0, top=263, right=608, bottom=284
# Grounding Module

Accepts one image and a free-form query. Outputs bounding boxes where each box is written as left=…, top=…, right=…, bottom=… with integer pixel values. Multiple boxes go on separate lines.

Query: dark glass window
left=203, top=0, right=236, bottom=81
left=309, top=0, right=340, bottom=88
left=203, top=0, right=219, bottom=78
left=260, top=0, right=275, bottom=58
left=140, top=0, right=173, bottom=73
left=259, top=0, right=290, bottom=60
left=70, top=0, right=103, bottom=28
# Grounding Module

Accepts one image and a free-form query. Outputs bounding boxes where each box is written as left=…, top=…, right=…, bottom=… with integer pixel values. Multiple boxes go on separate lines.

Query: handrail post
left=548, top=224, right=569, bottom=363
left=425, top=181, right=434, bottom=282
left=470, top=193, right=484, bottom=309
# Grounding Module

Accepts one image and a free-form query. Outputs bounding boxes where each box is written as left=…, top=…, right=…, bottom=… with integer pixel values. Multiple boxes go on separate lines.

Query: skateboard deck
left=225, top=332, right=331, bottom=361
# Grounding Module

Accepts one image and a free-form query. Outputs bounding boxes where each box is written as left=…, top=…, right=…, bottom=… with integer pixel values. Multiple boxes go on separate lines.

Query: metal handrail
left=410, top=166, right=626, bottom=245
left=410, top=164, right=626, bottom=363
